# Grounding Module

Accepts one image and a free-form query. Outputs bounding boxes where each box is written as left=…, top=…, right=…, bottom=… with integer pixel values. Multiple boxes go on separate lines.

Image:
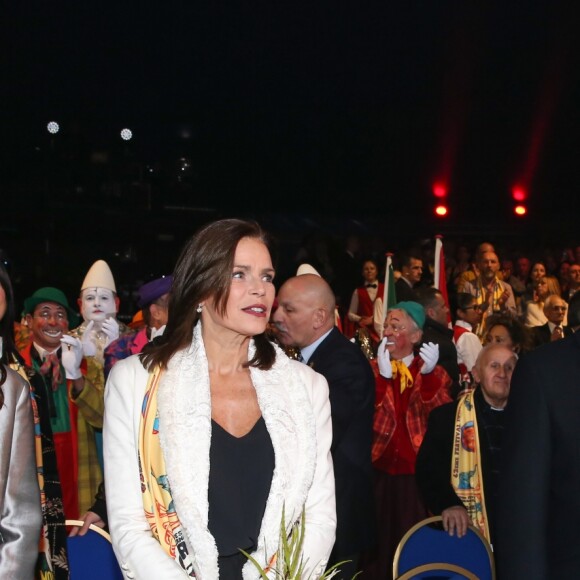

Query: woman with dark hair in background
left=484, top=313, right=535, bottom=356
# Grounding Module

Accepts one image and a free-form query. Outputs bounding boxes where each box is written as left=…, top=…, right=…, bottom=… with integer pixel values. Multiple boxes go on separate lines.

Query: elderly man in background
left=416, top=343, right=517, bottom=547
left=532, top=294, right=573, bottom=347
left=361, top=301, right=452, bottom=579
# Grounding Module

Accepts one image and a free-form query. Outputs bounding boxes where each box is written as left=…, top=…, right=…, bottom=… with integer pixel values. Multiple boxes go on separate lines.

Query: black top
left=208, top=416, right=275, bottom=579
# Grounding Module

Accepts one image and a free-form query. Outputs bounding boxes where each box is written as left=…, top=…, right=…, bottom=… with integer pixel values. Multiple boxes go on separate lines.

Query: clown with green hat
left=366, top=300, right=453, bottom=575
left=19, top=284, right=104, bottom=529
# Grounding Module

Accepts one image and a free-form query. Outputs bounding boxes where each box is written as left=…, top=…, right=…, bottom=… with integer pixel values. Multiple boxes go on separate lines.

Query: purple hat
left=137, top=275, right=173, bottom=308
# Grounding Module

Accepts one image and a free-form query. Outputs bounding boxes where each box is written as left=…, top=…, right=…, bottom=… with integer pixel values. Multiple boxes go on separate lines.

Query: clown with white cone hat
left=68, top=260, right=131, bottom=364
left=65, top=259, right=133, bottom=525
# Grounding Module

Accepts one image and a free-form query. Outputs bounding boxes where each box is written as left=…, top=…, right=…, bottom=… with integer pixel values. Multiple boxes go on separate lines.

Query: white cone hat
left=81, top=260, right=116, bottom=292
left=296, top=263, right=321, bottom=277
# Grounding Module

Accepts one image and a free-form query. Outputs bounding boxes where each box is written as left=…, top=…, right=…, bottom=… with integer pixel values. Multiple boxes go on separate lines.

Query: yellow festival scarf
left=451, top=390, right=490, bottom=541
left=391, top=359, right=414, bottom=394
left=138, top=367, right=196, bottom=577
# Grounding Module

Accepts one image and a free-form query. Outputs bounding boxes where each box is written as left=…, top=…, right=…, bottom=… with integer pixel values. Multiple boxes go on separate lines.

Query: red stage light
left=435, top=204, right=448, bottom=217
left=433, top=183, right=447, bottom=198
left=514, top=205, right=527, bottom=216
left=512, top=186, right=526, bottom=201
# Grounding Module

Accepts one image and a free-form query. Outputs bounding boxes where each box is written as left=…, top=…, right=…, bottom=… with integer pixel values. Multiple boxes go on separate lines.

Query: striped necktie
left=39, top=352, right=63, bottom=391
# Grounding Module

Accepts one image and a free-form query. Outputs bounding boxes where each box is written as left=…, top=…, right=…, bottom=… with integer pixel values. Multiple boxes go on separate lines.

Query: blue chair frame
left=396, top=562, right=479, bottom=580
left=393, top=515, right=495, bottom=580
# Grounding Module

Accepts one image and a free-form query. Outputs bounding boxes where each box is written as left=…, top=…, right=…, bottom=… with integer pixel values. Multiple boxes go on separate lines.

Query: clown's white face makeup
left=80, top=287, right=117, bottom=323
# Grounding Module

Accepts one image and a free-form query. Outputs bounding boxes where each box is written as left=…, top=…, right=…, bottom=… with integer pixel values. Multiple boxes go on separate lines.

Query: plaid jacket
left=371, top=356, right=452, bottom=463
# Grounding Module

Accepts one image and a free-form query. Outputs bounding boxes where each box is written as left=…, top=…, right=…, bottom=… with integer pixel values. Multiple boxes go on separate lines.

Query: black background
left=2, top=1, right=579, bottom=313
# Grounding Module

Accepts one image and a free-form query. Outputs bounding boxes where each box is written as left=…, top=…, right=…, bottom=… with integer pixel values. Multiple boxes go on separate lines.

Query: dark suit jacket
left=308, top=327, right=376, bottom=559
left=532, top=322, right=573, bottom=348
left=421, top=317, right=461, bottom=398
left=495, top=332, right=580, bottom=579
left=395, top=277, right=417, bottom=302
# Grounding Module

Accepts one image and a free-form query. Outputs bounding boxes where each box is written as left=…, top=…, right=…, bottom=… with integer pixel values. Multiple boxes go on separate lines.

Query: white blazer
left=104, top=325, right=336, bottom=579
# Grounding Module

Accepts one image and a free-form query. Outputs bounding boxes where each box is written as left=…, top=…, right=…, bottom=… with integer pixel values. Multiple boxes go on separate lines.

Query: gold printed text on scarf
left=451, top=391, right=490, bottom=541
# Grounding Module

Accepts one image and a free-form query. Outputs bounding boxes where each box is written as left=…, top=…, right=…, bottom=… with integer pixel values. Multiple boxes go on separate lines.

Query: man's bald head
left=472, top=343, right=517, bottom=409
left=281, top=274, right=336, bottom=321
left=272, top=274, right=336, bottom=348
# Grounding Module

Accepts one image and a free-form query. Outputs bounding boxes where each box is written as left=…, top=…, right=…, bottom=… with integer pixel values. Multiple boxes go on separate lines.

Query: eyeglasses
left=34, top=311, right=67, bottom=322
left=463, top=305, right=481, bottom=311
left=551, top=306, right=567, bottom=311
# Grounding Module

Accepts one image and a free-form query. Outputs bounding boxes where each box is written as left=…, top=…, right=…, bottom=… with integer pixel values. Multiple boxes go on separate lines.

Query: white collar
left=33, top=342, right=61, bottom=360
left=300, top=328, right=333, bottom=363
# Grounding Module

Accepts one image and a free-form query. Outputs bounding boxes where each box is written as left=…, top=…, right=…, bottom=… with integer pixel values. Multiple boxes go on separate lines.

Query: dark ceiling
left=1, top=1, right=579, bottom=305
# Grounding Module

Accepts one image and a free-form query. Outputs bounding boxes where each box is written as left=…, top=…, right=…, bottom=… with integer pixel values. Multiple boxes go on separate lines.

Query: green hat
left=391, top=301, right=426, bottom=329
left=23, top=287, right=80, bottom=327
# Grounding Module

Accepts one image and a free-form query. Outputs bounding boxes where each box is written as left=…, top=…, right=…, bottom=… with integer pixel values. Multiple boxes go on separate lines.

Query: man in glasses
left=532, top=294, right=573, bottom=347
left=452, top=293, right=483, bottom=394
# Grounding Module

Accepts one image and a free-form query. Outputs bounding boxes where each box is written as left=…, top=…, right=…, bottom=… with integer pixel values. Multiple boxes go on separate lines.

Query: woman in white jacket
left=104, top=218, right=336, bottom=579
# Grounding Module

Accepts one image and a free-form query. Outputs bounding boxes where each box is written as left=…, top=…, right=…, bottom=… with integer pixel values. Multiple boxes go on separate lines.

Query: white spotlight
left=47, top=121, right=60, bottom=134
left=120, top=128, right=133, bottom=141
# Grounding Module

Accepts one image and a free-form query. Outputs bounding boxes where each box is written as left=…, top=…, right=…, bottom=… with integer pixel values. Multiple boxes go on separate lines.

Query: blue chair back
left=66, top=520, right=124, bottom=580
left=393, top=516, right=495, bottom=580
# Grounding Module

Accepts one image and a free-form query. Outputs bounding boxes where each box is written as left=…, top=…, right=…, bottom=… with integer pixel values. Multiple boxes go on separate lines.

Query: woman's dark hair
left=485, top=313, right=535, bottom=355
left=0, top=263, right=18, bottom=403
left=140, top=219, right=276, bottom=371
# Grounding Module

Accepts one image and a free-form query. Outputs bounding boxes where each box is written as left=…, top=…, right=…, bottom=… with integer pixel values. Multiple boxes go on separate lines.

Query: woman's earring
left=196, top=304, right=203, bottom=313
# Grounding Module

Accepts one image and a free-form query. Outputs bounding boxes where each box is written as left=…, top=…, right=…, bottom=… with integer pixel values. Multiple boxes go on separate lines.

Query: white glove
left=101, top=317, right=120, bottom=348
left=60, top=335, right=83, bottom=380
left=377, top=337, right=393, bottom=379
left=420, top=342, right=439, bottom=374
left=81, top=321, right=97, bottom=357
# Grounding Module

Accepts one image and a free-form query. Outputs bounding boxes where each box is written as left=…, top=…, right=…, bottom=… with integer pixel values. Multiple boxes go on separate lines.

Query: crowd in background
left=2, top=223, right=580, bottom=579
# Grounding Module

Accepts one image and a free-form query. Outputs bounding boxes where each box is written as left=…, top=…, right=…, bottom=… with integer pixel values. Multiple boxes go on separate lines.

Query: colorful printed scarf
left=451, top=390, right=490, bottom=541
left=138, top=367, right=196, bottom=577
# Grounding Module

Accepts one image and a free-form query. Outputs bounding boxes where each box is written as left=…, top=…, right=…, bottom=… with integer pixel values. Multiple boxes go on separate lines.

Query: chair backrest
left=393, top=516, right=495, bottom=580
left=396, top=562, right=479, bottom=580
left=66, top=519, right=124, bottom=580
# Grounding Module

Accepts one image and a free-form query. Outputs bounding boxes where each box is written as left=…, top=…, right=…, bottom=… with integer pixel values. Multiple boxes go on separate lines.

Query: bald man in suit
left=273, top=273, right=376, bottom=578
